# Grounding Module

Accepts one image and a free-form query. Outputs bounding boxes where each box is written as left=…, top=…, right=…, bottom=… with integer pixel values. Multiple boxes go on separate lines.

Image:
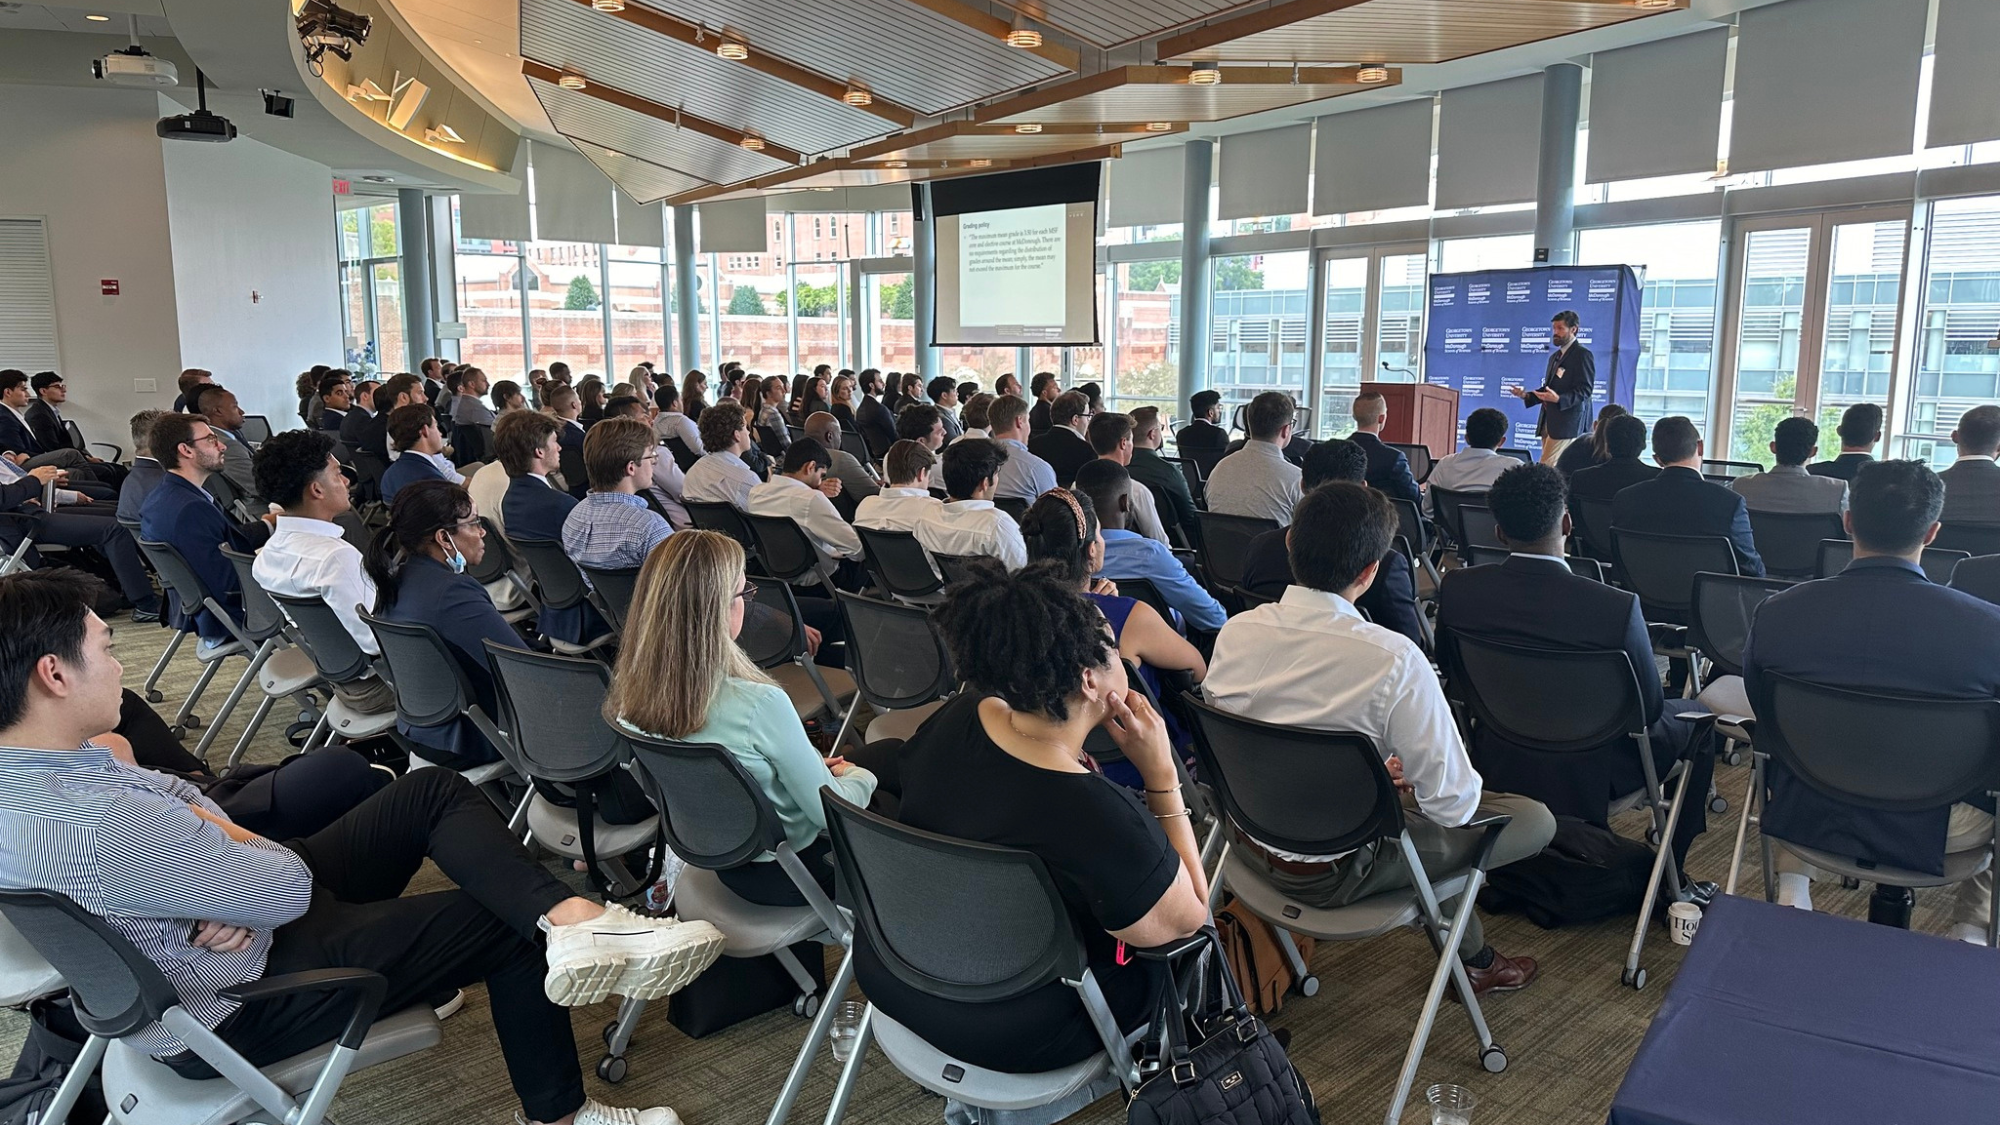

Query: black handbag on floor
left=0, top=994, right=107, bottom=1125
left=1127, top=927, right=1321, bottom=1125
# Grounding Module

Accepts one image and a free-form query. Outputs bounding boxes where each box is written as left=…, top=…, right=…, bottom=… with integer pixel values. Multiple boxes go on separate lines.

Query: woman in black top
left=1556, top=402, right=1628, bottom=479
left=854, top=562, right=1210, bottom=1073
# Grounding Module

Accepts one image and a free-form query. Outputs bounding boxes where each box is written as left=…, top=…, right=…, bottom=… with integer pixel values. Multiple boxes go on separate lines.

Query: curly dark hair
left=1485, top=462, right=1567, bottom=544
left=1020, top=488, right=1099, bottom=586
left=253, top=428, right=340, bottom=509
left=931, top=560, right=1113, bottom=721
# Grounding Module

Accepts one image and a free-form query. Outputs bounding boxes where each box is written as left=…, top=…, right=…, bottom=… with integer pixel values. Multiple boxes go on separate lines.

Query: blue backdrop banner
left=1420, top=265, right=1642, bottom=450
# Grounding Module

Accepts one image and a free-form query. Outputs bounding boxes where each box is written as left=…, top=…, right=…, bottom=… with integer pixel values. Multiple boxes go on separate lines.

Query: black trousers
left=184, top=769, right=586, bottom=1123
left=30, top=507, right=158, bottom=610
left=716, top=739, right=904, bottom=907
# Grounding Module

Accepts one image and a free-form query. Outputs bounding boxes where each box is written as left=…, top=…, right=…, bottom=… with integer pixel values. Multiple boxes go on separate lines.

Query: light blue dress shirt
left=1099, top=528, right=1228, bottom=631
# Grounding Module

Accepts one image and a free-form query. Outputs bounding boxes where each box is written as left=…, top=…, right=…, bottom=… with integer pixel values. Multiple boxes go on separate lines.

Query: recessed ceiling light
left=739, top=135, right=765, bottom=151
left=85, top=13, right=109, bottom=20
left=557, top=69, right=586, bottom=90
left=882, top=159, right=907, bottom=168
left=716, top=39, right=748, bottom=60
left=1633, top=0, right=1675, bottom=8
left=843, top=84, right=872, bottom=107
left=1188, top=63, right=1221, bottom=86
left=1004, top=14, right=1041, bottom=49
left=1144, top=121, right=1172, bottom=131
left=968, top=158, right=993, bottom=167
left=591, top=0, right=624, bottom=10
left=1014, top=122, right=1042, bottom=134
left=1356, top=65, right=1389, bottom=84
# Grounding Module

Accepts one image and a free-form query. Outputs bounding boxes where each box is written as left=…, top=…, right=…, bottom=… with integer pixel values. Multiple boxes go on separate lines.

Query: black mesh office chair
left=1949, top=554, right=2000, bottom=607
left=1497, top=448, right=1532, bottom=464
left=1572, top=497, right=1617, bottom=564
left=361, top=612, right=525, bottom=799
left=832, top=592, right=955, bottom=747
left=238, top=415, right=273, bottom=447
left=1456, top=503, right=1504, bottom=560
left=664, top=436, right=701, bottom=472
left=266, top=591, right=401, bottom=752
left=1610, top=528, right=1739, bottom=694
left=855, top=526, right=945, bottom=605
left=1934, top=522, right=2000, bottom=557
left=994, top=495, right=1030, bottom=523
left=1196, top=511, right=1279, bottom=592
left=743, top=514, right=840, bottom=590
left=737, top=575, right=857, bottom=735
left=685, top=500, right=760, bottom=559
left=1391, top=442, right=1433, bottom=484
left=1747, top=510, right=1845, bottom=579
left=1390, top=497, right=1443, bottom=594
left=508, top=536, right=616, bottom=655
left=579, top=565, right=644, bottom=635
left=933, top=552, right=987, bottom=586
left=1817, top=538, right=1970, bottom=584
left=217, top=547, right=326, bottom=765
left=134, top=537, right=252, bottom=740
left=1165, top=456, right=1206, bottom=509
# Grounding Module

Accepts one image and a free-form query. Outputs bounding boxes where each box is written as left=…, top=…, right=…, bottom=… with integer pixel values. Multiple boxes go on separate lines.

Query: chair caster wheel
left=1480, top=1046, right=1508, bottom=1074
left=1296, top=975, right=1320, bottom=998
left=794, top=992, right=820, bottom=1019
left=170, top=726, right=187, bottom=740
left=1622, top=967, right=1647, bottom=991
left=596, top=1054, right=627, bottom=1084
left=1709, top=795, right=1729, bottom=814
left=146, top=690, right=164, bottom=703
left=602, top=1019, right=619, bottom=1048
left=1644, top=828, right=1660, bottom=847
left=184, top=715, right=202, bottom=730
left=1724, top=750, right=1743, bottom=767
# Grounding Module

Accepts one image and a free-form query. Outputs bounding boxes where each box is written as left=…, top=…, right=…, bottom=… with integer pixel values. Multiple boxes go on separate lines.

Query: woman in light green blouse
left=606, top=531, right=899, bottom=906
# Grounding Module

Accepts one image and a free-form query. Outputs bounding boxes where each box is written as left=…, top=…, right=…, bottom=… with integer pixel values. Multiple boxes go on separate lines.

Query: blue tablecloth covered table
left=1608, top=894, right=2000, bottom=1125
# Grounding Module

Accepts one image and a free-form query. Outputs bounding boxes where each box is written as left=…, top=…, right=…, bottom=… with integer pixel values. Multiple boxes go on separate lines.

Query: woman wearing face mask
left=366, top=479, right=521, bottom=768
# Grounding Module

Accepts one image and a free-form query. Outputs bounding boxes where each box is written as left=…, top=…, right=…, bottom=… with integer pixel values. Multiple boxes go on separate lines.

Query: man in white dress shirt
left=1427, top=407, right=1516, bottom=495
left=916, top=438, right=1027, bottom=571
left=746, top=438, right=863, bottom=587
left=1203, top=481, right=1552, bottom=996
left=683, top=401, right=762, bottom=510
left=855, top=441, right=942, bottom=534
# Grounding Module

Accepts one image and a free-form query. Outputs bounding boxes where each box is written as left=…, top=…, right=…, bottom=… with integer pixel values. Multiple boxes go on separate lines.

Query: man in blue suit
left=380, top=404, right=459, bottom=504
left=495, top=411, right=608, bottom=649
left=138, top=414, right=269, bottom=644
left=0, top=369, right=95, bottom=480
left=1611, top=415, right=1763, bottom=577
left=1745, top=460, right=2000, bottom=942
left=1508, top=309, right=1595, bottom=465
left=116, top=410, right=168, bottom=525
left=1346, top=391, right=1423, bottom=508
left=1436, top=462, right=1714, bottom=863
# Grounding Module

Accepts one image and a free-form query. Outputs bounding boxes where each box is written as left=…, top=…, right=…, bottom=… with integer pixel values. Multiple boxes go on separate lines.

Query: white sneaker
left=433, top=989, right=466, bottom=1020
left=1948, top=922, right=1990, bottom=946
left=541, top=903, right=725, bottom=1007
left=514, top=1097, right=683, bottom=1125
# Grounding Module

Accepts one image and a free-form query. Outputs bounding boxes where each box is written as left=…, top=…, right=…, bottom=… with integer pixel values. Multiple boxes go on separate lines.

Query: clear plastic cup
left=828, top=1000, right=866, bottom=1063
left=1427, top=1083, right=1477, bottom=1125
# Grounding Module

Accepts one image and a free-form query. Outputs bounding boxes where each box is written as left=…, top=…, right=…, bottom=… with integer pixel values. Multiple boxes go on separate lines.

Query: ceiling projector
left=157, top=70, right=236, bottom=143
left=93, top=46, right=179, bottom=88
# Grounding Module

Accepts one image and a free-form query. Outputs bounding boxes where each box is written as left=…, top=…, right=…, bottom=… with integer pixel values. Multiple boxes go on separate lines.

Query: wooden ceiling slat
left=1161, top=0, right=1679, bottom=64
left=973, top=65, right=1398, bottom=125
left=523, top=60, right=805, bottom=166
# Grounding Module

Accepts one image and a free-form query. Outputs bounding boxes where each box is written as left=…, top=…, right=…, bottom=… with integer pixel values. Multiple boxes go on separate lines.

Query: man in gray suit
left=189, top=384, right=259, bottom=506
left=1731, top=416, right=1847, bottom=515
left=1939, top=404, right=2000, bottom=526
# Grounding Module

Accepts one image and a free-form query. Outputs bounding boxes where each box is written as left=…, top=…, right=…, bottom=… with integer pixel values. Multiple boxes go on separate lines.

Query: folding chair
left=853, top=526, right=944, bottom=605
left=1934, top=522, right=2000, bottom=557
left=1817, top=538, right=1970, bottom=584
left=1747, top=510, right=1845, bottom=579
left=1571, top=497, right=1617, bottom=565
left=1456, top=503, right=1504, bottom=561
left=1164, top=455, right=1206, bottom=509
left=119, top=516, right=185, bottom=704
left=134, top=537, right=254, bottom=740
left=736, top=575, right=857, bottom=735
left=623, top=735, right=852, bottom=1121
left=216, top=548, right=326, bottom=765
left=266, top=591, right=401, bottom=752
left=664, top=436, right=701, bottom=472
left=0, top=510, right=44, bottom=577
left=579, top=565, right=644, bottom=636
left=829, top=592, right=955, bottom=748
left=0, top=888, right=439, bottom=1125
left=744, top=513, right=840, bottom=591
left=1752, top=673, right=2000, bottom=945
left=362, top=612, right=527, bottom=799
left=815, top=792, right=1155, bottom=1125
left=1610, top=527, right=1740, bottom=695
left=686, top=499, right=760, bottom=559
left=1949, top=554, right=2000, bottom=607
left=1391, top=442, right=1433, bottom=484
left=1429, top=486, right=1482, bottom=558
left=508, top=536, right=617, bottom=655
left=1113, top=576, right=1182, bottom=632
left=1182, top=696, right=1512, bottom=1125
left=468, top=516, right=538, bottom=625
left=1443, top=633, right=1703, bottom=991
left=0, top=913, right=62, bottom=1009
left=1195, top=511, right=1278, bottom=593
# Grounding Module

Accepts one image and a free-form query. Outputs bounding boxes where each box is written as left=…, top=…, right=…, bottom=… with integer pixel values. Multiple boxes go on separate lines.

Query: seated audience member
left=892, top=402, right=948, bottom=491
left=0, top=369, right=97, bottom=476
left=853, top=440, right=941, bottom=533
left=827, top=372, right=859, bottom=434
left=0, top=567, right=721, bottom=1125
left=1730, top=416, right=1848, bottom=514
left=916, top=439, right=1027, bottom=571
left=799, top=368, right=833, bottom=421
left=1204, top=482, right=1553, bottom=994
left=954, top=393, right=994, bottom=443
left=1612, top=416, right=1764, bottom=576
left=139, top=413, right=268, bottom=642
left=1026, top=371, right=1062, bottom=435
left=1428, top=407, right=1515, bottom=496
left=0, top=451, right=160, bottom=621
left=1555, top=403, right=1629, bottom=480
left=1085, top=411, right=1168, bottom=545
left=603, top=395, right=689, bottom=529
left=1074, top=460, right=1225, bottom=633
left=563, top=417, right=673, bottom=571
left=451, top=367, right=496, bottom=428
left=609, top=531, right=900, bottom=901
left=380, top=403, right=462, bottom=503
left=249, top=430, right=397, bottom=712
left=994, top=372, right=1022, bottom=400
left=337, top=377, right=379, bottom=452
left=1745, top=460, right=2000, bottom=944
left=681, top=369, right=711, bottom=423
left=173, top=367, right=213, bottom=413
left=187, top=384, right=259, bottom=506
left=1435, top=464, right=1715, bottom=864
left=490, top=380, right=527, bottom=415
left=755, top=375, right=793, bottom=458
left=1240, top=439, right=1426, bottom=650
left=26, top=372, right=128, bottom=487
left=1938, top=403, right=2000, bottom=525
left=854, top=369, right=899, bottom=461
left=1173, top=389, right=1229, bottom=456
left=1567, top=414, right=1657, bottom=512
left=578, top=377, right=608, bottom=428
left=117, top=409, right=168, bottom=524
left=803, top=411, right=880, bottom=506
left=653, top=383, right=705, bottom=462
left=746, top=439, right=863, bottom=583
left=862, top=562, right=1209, bottom=1073
left=352, top=374, right=422, bottom=461
left=546, top=360, right=573, bottom=387
left=299, top=369, right=325, bottom=428
left=1205, top=391, right=1306, bottom=523
left=1028, top=391, right=1097, bottom=487
left=989, top=394, right=1057, bottom=502
left=498, top=410, right=609, bottom=647
left=1345, top=391, right=1423, bottom=508
left=1810, top=402, right=1883, bottom=482
left=684, top=401, right=762, bottom=510
left=545, top=383, right=588, bottom=496
left=1126, top=407, right=1200, bottom=547
left=957, top=380, right=980, bottom=407
left=927, top=376, right=963, bottom=440
left=315, top=371, right=354, bottom=433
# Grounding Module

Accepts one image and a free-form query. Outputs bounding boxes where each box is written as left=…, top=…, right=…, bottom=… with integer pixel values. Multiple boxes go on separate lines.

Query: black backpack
left=0, top=994, right=106, bottom=1125
left=1477, top=815, right=1656, bottom=929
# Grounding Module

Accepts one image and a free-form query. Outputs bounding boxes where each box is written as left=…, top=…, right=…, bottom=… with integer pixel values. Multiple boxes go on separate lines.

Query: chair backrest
left=239, top=415, right=272, bottom=446
left=468, top=518, right=522, bottom=588
left=1429, top=486, right=1479, bottom=543
left=1443, top=632, right=1647, bottom=752
left=510, top=536, right=592, bottom=611
left=580, top=565, right=643, bottom=633
left=685, top=500, right=759, bottom=556
left=361, top=611, right=480, bottom=730
left=854, top=526, right=943, bottom=601
left=135, top=537, right=223, bottom=627
left=481, top=641, right=624, bottom=782
left=743, top=514, right=826, bottom=584
left=0, top=890, right=179, bottom=1040
left=664, top=436, right=700, bottom=472
left=1460, top=546, right=1603, bottom=582
left=350, top=450, right=390, bottom=501
left=268, top=590, right=373, bottom=682
left=1564, top=554, right=1607, bottom=583
left=1183, top=694, right=1402, bottom=856
left=821, top=792, right=1083, bottom=1004
left=1817, top=539, right=1971, bottom=584
left=1758, top=672, right=2000, bottom=813
left=450, top=423, right=491, bottom=468
left=840, top=427, right=871, bottom=465
left=1457, top=503, right=1503, bottom=552
left=1390, top=496, right=1429, bottom=556
left=735, top=574, right=811, bottom=668
left=1610, top=528, right=1739, bottom=620
left=837, top=591, right=955, bottom=711
left=1196, top=511, right=1278, bottom=589
left=1497, top=447, right=1532, bottom=464
left=1934, top=522, right=2000, bottom=557
left=624, top=734, right=783, bottom=869
left=1748, top=510, right=1846, bottom=578
left=787, top=424, right=806, bottom=446
left=1573, top=497, right=1616, bottom=560
left=1701, top=459, right=1763, bottom=479
left=1464, top=545, right=1508, bottom=568
left=1114, top=576, right=1179, bottom=629
left=218, top=547, right=286, bottom=644
left=1390, top=442, right=1433, bottom=483
left=1231, top=584, right=1277, bottom=610
left=933, top=553, right=986, bottom=586
left=1949, top=554, right=2000, bottom=608
left=994, top=495, right=1030, bottom=524
left=1686, top=572, right=1794, bottom=679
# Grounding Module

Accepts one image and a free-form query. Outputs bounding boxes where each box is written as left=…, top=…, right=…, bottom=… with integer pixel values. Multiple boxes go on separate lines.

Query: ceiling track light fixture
left=345, top=78, right=389, bottom=102
left=739, top=134, right=765, bottom=150
left=1014, top=122, right=1043, bottom=134
left=557, top=68, right=586, bottom=90
left=1004, top=14, right=1041, bottom=49
left=843, top=84, right=872, bottom=106
left=1188, top=62, right=1222, bottom=86
left=1356, top=64, right=1389, bottom=83
left=716, top=38, right=748, bottom=60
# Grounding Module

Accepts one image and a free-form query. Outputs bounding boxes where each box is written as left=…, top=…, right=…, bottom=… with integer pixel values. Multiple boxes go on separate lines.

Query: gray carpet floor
left=0, top=614, right=1973, bottom=1125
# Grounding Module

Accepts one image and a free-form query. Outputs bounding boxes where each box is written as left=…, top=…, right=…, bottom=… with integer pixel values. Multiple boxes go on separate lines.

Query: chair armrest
left=89, top=442, right=123, bottom=462
left=219, top=968, right=387, bottom=1051
left=1405, top=811, right=1514, bottom=872
left=1130, top=933, right=1210, bottom=962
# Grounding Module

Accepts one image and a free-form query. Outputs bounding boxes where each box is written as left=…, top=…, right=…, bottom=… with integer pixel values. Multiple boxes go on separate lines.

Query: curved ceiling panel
left=529, top=76, right=790, bottom=183
left=994, top=0, right=1261, bottom=49
left=521, top=0, right=895, bottom=154
left=637, top=0, right=1071, bottom=115
left=568, top=138, right=714, bottom=203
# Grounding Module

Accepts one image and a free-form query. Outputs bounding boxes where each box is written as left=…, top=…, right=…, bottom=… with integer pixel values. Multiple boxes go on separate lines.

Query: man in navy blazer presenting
left=1510, top=309, right=1595, bottom=465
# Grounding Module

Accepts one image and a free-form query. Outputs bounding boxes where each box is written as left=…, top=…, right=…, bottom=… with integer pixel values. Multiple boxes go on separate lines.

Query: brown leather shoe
left=1451, top=950, right=1539, bottom=1001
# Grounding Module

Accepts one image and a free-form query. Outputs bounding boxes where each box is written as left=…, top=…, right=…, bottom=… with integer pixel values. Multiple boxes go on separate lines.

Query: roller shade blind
left=614, top=189, right=665, bottom=248
left=1312, top=99, right=1433, bottom=216
left=457, top=145, right=530, bottom=242
left=533, top=144, right=617, bottom=244
left=1436, top=74, right=1543, bottom=210
left=0, top=220, right=58, bottom=371
left=1586, top=28, right=1727, bottom=183
left=1929, top=0, right=2000, bottom=148
left=1217, top=124, right=1311, bottom=221
left=1107, top=145, right=1185, bottom=228
left=1730, top=0, right=1927, bottom=175
left=697, top=197, right=770, bottom=253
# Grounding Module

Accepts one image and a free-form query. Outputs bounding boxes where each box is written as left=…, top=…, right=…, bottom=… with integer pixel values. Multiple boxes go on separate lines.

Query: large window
left=1813, top=219, right=1905, bottom=461
left=336, top=201, right=405, bottom=374
left=608, top=245, right=670, bottom=380
left=1107, top=259, right=1178, bottom=416
left=1908, top=196, right=2000, bottom=466
left=1579, top=222, right=1722, bottom=435
left=1728, top=227, right=1811, bottom=464
left=1208, top=252, right=1309, bottom=427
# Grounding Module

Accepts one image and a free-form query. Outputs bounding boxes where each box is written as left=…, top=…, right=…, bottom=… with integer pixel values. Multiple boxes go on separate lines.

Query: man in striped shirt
left=0, top=570, right=723, bottom=1125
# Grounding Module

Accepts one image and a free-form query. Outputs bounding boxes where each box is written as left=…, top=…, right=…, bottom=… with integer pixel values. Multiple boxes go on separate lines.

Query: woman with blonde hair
left=607, top=531, right=901, bottom=905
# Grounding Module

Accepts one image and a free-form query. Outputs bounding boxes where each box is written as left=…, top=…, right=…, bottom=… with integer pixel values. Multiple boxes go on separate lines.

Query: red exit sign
left=332, top=178, right=351, bottom=195
left=100, top=279, right=119, bottom=296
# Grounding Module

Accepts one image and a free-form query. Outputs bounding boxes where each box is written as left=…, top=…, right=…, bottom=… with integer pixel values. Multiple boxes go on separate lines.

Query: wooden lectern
left=1361, top=381, right=1460, bottom=461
